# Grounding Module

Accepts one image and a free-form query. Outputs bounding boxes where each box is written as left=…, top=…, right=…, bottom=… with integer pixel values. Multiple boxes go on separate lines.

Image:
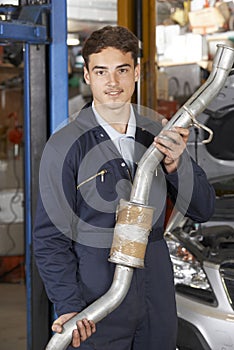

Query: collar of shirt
left=92, top=101, right=136, bottom=141
left=92, top=102, right=136, bottom=174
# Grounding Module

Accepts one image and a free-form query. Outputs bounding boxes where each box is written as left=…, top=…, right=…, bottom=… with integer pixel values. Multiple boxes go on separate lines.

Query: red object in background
left=164, top=196, right=174, bottom=229
left=157, top=99, right=179, bottom=120
left=7, top=111, right=23, bottom=145
left=0, top=46, right=3, bottom=63
left=8, top=127, right=23, bottom=144
left=0, top=256, right=25, bottom=283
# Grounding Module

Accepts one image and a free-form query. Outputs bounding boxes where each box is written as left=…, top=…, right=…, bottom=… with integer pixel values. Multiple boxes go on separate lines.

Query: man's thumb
left=52, top=322, right=63, bottom=333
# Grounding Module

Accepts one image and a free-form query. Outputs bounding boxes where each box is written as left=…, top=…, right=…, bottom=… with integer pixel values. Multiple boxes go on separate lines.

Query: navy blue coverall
left=33, top=105, right=215, bottom=350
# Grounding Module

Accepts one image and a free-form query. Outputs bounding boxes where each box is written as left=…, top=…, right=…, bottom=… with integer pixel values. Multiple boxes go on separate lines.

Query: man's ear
left=83, top=66, right=90, bottom=85
left=134, top=64, right=140, bottom=82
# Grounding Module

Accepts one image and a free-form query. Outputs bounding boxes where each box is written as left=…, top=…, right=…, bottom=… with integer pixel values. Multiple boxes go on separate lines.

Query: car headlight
left=166, top=237, right=217, bottom=304
left=166, top=239, right=211, bottom=290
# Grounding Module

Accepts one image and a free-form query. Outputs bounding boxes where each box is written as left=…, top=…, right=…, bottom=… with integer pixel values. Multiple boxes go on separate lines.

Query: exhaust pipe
left=131, top=44, right=234, bottom=205
left=45, top=45, right=234, bottom=350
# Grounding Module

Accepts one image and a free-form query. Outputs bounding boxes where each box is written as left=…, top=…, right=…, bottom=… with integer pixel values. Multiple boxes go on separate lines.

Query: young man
left=33, top=26, right=215, bottom=349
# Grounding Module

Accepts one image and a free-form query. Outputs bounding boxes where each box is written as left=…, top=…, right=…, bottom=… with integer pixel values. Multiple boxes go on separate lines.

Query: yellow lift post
left=117, top=0, right=157, bottom=110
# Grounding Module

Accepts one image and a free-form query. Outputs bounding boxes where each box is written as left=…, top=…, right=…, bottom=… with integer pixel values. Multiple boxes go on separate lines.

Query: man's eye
left=119, top=68, right=128, bottom=74
left=95, top=70, right=106, bottom=76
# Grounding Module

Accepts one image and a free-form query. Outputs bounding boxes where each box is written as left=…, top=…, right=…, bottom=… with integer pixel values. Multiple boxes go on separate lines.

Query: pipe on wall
left=45, top=44, right=234, bottom=350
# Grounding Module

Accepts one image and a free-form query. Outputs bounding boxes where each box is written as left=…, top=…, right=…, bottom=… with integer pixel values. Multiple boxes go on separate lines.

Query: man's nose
left=107, top=72, right=118, bottom=85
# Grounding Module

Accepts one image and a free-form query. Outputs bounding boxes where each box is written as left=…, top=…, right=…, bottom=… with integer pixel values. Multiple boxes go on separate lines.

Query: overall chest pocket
left=77, top=167, right=118, bottom=203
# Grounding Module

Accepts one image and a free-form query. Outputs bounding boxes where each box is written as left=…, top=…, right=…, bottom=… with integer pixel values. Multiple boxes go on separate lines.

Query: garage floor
left=0, top=283, right=27, bottom=350
left=0, top=283, right=181, bottom=350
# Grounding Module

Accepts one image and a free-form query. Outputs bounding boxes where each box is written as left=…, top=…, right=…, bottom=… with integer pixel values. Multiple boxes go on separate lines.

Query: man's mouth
left=105, top=90, right=123, bottom=96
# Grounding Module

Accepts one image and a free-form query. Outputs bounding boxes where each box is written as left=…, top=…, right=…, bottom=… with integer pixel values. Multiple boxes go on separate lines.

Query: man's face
left=83, top=47, right=140, bottom=110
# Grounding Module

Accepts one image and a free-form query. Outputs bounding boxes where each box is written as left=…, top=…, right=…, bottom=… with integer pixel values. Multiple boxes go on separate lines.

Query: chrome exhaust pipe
left=46, top=265, right=133, bottom=350
left=131, top=44, right=234, bottom=205
left=45, top=45, right=234, bottom=350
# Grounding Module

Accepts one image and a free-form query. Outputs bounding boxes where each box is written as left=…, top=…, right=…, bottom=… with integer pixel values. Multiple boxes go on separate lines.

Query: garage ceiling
left=67, top=0, right=117, bottom=34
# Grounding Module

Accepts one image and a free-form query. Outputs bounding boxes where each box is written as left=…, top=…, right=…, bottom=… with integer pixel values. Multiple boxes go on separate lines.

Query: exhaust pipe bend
left=45, top=45, right=234, bottom=350
left=131, top=44, right=234, bottom=205
left=46, top=265, right=133, bottom=350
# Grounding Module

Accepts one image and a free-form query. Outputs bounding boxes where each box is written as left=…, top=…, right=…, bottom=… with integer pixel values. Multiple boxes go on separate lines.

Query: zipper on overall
left=77, top=169, right=107, bottom=190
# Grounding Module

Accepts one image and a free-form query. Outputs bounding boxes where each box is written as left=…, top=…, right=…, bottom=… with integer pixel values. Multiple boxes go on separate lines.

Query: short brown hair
left=82, top=25, right=139, bottom=69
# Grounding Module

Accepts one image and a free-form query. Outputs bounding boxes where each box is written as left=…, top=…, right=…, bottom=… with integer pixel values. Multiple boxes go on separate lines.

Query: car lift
left=0, top=1, right=68, bottom=349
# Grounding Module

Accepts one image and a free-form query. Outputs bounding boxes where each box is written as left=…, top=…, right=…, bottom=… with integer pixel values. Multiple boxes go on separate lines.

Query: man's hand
left=154, top=118, right=189, bottom=173
left=52, top=312, right=96, bottom=348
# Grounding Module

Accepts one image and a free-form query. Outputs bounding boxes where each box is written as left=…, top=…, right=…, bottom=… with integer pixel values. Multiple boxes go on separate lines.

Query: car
left=165, top=174, right=234, bottom=350
left=186, top=73, right=234, bottom=181
left=165, top=73, right=234, bottom=350
left=165, top=72, right=234, bottom=350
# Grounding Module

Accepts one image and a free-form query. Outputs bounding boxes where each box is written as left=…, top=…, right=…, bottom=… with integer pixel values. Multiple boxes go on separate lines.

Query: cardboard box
left=189, top=7, right=226, bottom=34
left=157, top=70, right=169, bottom=100
left=156, top=24, right=206, bottom=64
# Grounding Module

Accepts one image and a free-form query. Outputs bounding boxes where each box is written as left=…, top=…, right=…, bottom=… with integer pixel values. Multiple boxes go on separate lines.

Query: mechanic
left=33, top=25, right=215, bottom=350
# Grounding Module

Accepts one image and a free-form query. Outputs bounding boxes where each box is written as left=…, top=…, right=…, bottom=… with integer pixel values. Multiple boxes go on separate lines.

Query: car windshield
left=211, top=175, right=234, bottom=220
left=212, top=175, right=234, bottom=197
left=165, top=175, right=234, bottom=232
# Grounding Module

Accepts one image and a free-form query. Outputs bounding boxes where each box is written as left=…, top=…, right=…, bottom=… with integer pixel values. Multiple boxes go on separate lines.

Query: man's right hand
left=52, top=312, right=96, bottom=348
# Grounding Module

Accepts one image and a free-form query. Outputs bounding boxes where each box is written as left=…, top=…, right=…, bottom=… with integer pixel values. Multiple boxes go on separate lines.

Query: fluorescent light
left=67, top=32, right=80, bottom=46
